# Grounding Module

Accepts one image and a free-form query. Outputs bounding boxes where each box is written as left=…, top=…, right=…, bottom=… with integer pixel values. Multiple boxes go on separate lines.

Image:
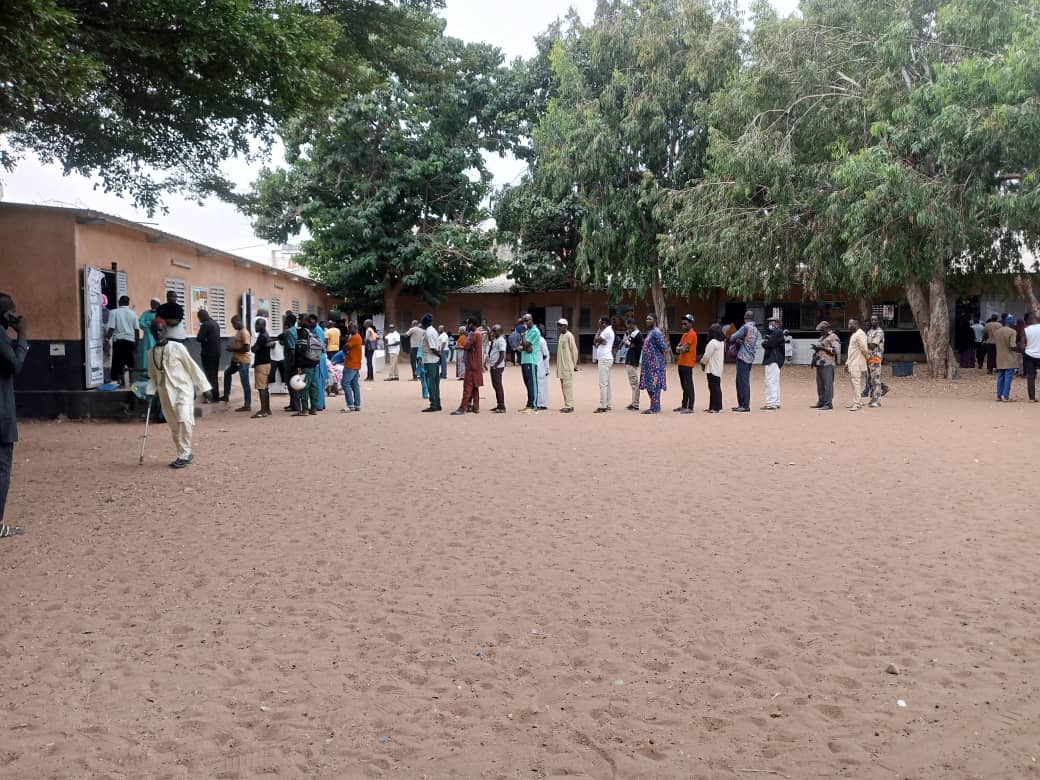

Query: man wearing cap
left=593, top=315, right=615, bottom=413
left=845, top=318, right=869, bottom=411
left=728, top=311, right=761, bottom=412
left=420, top=313, right=443, bottom=411
left=622, top=318, right=644, bottom=411
left=487, top=324, right=507, bottom=412
left=556, top=318, right=578, bottom=412
left=811, top=320, right=841, bottom=409
left=995, top=314, right=1019, bottom=401
left=383, top=323, right=401, bottom=380
left=675, top=314, right=698, bottom=413
left=761, top=314, right=785, bottom=410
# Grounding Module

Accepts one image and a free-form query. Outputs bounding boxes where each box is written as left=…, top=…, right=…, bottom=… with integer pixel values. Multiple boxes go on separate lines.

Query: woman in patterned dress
left=639, top=314, right=669, bottom=413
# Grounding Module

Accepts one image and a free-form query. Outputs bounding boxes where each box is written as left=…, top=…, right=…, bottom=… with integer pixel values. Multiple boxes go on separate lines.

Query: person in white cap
left=556, top=318, right=578, bottom=412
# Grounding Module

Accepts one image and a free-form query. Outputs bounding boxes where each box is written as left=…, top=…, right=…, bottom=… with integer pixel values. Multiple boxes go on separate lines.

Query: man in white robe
left=537, top=332, right=550, bottom=410
left=146, top=319, right=211, bottom=468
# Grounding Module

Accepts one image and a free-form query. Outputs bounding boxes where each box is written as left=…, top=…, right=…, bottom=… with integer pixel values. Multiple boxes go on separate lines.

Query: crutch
left=139, top=394, right=153, bottom=464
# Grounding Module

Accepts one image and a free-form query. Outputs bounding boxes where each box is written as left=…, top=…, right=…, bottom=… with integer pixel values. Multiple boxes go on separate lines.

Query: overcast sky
left=2, top=0, right=795, bottom=262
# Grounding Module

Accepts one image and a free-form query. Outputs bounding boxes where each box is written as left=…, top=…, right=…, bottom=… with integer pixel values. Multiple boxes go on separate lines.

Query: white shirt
left=108, top=306, right=138, bottom=342
left=594, top=325, right=615, bottom=362
left=701, top=339, right=724, bottom=376
left=439, top=332, right=449, bottom=350
left=970, top=322, right=984, bottom=343
left=539, top=336, right=550, bottom=375
left=1024, top=323, right=1040, bottom=358
left=488, top=335, right=506, bottom=369
left=385, top=330, right=401, bottom=354
left=423, top=326, right=441, bottom=364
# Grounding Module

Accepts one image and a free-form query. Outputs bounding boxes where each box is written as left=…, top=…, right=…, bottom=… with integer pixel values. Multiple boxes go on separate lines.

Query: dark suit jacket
left=196, top=318, right=221, bottom=359
left=0, top=330, right=28, bottom=444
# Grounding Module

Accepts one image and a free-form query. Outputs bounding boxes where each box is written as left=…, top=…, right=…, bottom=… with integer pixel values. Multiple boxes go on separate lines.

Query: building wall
left=0, top=207, right=79, bottom=339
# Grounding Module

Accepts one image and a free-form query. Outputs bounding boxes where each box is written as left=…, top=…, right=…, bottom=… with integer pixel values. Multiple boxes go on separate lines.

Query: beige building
left=0, top=203, right=331, bottom=415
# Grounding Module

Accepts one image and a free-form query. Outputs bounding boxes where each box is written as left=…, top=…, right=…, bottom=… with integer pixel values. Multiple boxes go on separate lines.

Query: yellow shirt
left=231, top=328, right=252, bottom=364
left=325, top=326, right=341, bottom=352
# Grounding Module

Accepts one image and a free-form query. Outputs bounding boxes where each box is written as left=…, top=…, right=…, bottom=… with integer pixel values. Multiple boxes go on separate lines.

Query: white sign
left=49, top=343, right=66, bottom=357
left=83, top=265, right=105, bottom=388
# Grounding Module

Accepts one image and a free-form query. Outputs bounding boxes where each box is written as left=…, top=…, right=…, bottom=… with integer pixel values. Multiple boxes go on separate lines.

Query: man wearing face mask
left=761, top=314, right=785, bottom=410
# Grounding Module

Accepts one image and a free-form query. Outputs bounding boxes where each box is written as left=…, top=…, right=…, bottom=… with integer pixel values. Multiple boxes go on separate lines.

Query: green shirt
left=520, top=326, right=541, bottom=365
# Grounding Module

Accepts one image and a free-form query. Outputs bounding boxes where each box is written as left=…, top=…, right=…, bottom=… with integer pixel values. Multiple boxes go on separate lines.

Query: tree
left=0, top=0, right=442, bottom=213
left=522, top=0, right=741, bottom=333
left=246, top=32, right=506, bottom=325
left=669, top=0, right=1040, bottom=377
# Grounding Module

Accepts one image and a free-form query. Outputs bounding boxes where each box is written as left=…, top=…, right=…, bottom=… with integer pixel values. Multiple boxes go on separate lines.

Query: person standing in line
left=811, top=320, right=841, bottom=410
left=325, top=319, right=341, bottom=360
left=0, top=294, right=27, bottom=538
left=845, top=318, right=869, bottom=411
left=363, top=319, right=377, bottom=381
left=453, top=317, right=484, bottom=414
left=383, top=323, right=401, bottom=380
left=436, top=325, right=449, bottom=379
left=971, top=315, right=986, bottom=368
left=995, top=314, right=1019, bottom=401
left=865, top=314, right=886, bottom=407
left=155, top=291, right=187, bottom=342
left=138, top=298, right=160, bottom=371
left=453, top=326, right=467, bottom=381
left=341, top=322, right=363, bottom=412
left=593, top=315, right=615, bottom=413
left=308, top=315, right=328, bottom=410
left=250, top=317, right=273, bottom=418
left=195, top=308, right=222, bottom=402
left=405, top=320, right=423, bottom=380
left=622, top=318, right=644, bottom=411
left=760, top=314, right=784, bottom=410
left=508, top=318, right=523, bottom=365
left=519, top=313, right=541, bottom=413
left=983, top=314, right=1001, bottom=374
left=674, top=314, right=698, bottom=414
left=728, top=311, right=760, bottom=413
left=556, top=318, right=578, bottom=413
left=537, top=327, right=550, bottom=410
left=146, top=318, right=211, bottom=468
left=700, top=323, right=725, bottom=413
left=1022, top=312, right=1040, bottom=403
left=487, top=324, right=507, bottom=413
left=291, top=317, right=319, bottom=416
left=106, top=295, right=138, bottom=388
left=280, top=312, right=299, bottom=412
left=421, top=313, right=443, bottom=412
left=639, top=313, right=669, bottom=414
left=222, top=314, right=252, bottom=411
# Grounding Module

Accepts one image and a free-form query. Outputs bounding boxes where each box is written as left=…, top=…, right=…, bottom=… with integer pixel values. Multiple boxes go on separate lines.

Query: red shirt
left=345, top=333, right=363, bottom=370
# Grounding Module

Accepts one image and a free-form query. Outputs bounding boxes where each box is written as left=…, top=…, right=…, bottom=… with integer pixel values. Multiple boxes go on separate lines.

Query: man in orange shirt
left=341, top=322, right=364, bottom=412
left=674, top=314, right=698, bottom=414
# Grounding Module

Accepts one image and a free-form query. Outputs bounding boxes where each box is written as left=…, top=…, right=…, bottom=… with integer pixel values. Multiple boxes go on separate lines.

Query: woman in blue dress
left=639, top=314, right=669, bottom=413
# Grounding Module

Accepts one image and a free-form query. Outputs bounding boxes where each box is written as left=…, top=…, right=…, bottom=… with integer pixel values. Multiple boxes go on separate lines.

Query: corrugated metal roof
left=452, top=273, right=517, bottom=294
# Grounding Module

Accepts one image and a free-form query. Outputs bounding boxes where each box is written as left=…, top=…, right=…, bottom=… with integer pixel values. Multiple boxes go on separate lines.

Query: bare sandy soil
left=1, top=362, right=1038, bottom=779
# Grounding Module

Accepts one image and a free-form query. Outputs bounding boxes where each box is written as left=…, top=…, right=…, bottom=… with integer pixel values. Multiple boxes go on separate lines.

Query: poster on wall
left=190, top=287, right=209, bottom=335
left=83, top=265, right=105, bottom=389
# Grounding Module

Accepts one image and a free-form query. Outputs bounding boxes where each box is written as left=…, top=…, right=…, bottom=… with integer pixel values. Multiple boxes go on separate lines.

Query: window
left=579, top=307, right=591, bottom=330
left=208, top=286, right=227, bottom=336
left=164, top=278, right=186, bottom=308
left=116, top=271, right=128, bottom=302
left=459, top=308, right=482, bottom=325
left=270, top=297, right=282, bottom=335
left=291, top=299, right=300, bottom=314
left=307, top=303, right=315, bottom=315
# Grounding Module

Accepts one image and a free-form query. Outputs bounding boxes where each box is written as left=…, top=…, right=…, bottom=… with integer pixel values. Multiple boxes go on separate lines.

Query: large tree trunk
left=383, top=278, right=404, bottom=332
left=650, top=270, right=672, bottom=362
left=856, top=295, right=872, bottom=322
left=906, top=268, right=957, bottom=379
left=1013, top=274, right=1040, bottom=317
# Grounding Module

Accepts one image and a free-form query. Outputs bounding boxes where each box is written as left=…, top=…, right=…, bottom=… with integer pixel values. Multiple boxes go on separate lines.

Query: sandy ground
left=1, top=362, right=1038, bottom=779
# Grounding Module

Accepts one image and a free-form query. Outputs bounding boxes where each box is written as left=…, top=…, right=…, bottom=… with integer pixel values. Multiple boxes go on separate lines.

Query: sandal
left=0, top=523, right=25, bottom=538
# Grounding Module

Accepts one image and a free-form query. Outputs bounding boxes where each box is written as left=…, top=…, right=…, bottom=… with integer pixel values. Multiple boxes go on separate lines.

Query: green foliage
left=246, top=33, right=505, bottom=313
left=0, top=0, right=442, bottom=213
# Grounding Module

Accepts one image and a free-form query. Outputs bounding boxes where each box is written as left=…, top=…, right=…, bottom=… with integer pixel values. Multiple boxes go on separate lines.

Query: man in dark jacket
left=195, top=309, right=222, bottom=402
left=0, top=293, right=28, bottom=538
left=761, top=314, right=785, bottom=410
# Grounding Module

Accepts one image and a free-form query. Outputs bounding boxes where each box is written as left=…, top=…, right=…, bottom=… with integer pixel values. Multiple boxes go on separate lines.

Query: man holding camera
left=0, top=293, right=28, bottom=537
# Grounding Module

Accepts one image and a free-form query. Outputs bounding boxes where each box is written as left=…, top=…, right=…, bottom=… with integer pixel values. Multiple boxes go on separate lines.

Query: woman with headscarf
left=455, top=326, right=467, bottom=380
left=701, top=323, right=725, bottom=412
left=638, top=314, right=669, bottom=413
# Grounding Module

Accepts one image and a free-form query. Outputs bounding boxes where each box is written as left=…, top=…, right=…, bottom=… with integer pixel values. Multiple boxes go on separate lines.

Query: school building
left=0, top=202, right=332, bottom=417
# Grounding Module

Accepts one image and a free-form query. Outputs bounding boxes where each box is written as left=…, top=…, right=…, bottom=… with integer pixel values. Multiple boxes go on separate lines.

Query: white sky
left=2, top=0, right=795, bottom=262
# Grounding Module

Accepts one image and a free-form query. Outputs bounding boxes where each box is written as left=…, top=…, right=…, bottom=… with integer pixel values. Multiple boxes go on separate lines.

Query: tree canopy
left=1, top=0, right=442, bottom=213
left=246, top=30, right=509, bottom=324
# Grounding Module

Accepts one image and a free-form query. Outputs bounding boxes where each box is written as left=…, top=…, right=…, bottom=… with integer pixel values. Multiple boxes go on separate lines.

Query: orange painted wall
left=0, top=207, right=79, bottom=339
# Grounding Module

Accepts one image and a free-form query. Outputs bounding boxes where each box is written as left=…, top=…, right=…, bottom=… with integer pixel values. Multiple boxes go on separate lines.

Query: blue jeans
left=735, top=360, right=751, bottom=409
left=997, top=367, right=1015, bottom=399
left=440, top=350, right=448, bottom=379
left=342, top=368, right=361, bottom=409
left=223, top=361, right=251, bottom=407
left=425, top=362, right=442, bottom=409
left=521, top=363, right=537, bottom=408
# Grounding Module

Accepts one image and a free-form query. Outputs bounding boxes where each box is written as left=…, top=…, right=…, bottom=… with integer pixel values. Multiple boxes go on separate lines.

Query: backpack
left=295, top=328, right=323, bottom=367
